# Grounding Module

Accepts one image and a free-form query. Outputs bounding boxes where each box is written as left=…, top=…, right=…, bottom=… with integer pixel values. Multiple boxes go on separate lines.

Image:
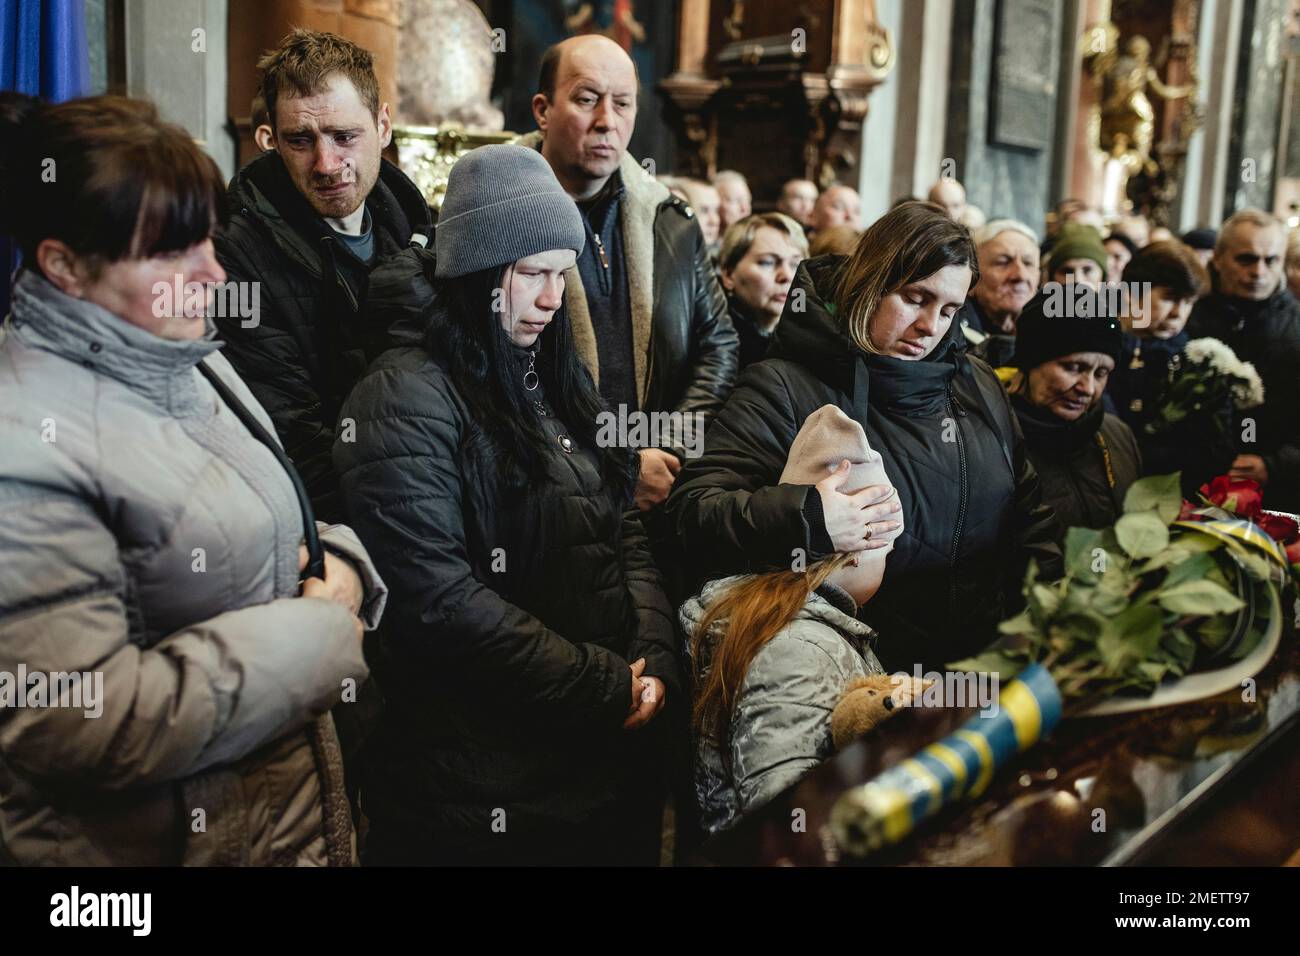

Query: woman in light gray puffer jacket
left=0, top=94, right=384, bottom=865
left=682, top=406, right=898, bottom=835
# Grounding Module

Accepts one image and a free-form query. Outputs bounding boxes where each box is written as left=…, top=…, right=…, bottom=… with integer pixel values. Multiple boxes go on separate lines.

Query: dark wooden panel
left=706, top=0, right=835, bottom=75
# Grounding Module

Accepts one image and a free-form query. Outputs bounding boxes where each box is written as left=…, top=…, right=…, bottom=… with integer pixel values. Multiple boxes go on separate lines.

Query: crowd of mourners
left=2, top=28, right=1299, bottom=867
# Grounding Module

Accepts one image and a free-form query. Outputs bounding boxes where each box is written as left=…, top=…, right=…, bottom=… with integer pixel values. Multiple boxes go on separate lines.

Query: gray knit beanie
left=435, top=144, right=586, bottom=279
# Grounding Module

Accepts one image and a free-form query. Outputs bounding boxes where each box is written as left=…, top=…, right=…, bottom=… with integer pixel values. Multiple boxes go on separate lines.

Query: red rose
left=1177, top=499, right=1200, bottom=522
left=1200, top=475, right=1263, bottom=520
left=1286, top=537, right=1300, bottom=567
left=1258, top=512, right=1300, bottom=542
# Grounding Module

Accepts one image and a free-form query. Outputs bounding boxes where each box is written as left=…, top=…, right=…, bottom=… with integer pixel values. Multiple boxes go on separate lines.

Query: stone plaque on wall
left=1287, top=55, right=1300, bottom=178
left=988, top=0, right=1058, bottom=151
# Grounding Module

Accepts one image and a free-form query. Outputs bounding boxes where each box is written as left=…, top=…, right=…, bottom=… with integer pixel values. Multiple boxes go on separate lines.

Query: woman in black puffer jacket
left=335, top=146, right=680, bottom=865
left=664, top=202, right=1062, bottom=673
left=1005, top=293, right=1142, bottom=535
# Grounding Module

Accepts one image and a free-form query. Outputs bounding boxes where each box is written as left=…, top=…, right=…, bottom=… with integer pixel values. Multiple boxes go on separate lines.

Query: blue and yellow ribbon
left=831, top=663, right=1063, bottom=855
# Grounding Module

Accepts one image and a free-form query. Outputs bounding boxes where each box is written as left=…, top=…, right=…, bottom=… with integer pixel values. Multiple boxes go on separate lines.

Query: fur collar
left=513, top=131, right=669, bottom=406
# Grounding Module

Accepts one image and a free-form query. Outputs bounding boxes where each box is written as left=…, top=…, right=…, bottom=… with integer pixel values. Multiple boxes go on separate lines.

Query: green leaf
left=1236, top=552, right=1274, bottom=583
left=1116, top=511, right=1171, bottom=559
left=1161, top=551, right=1217, bottom=590
left=1030, top=583, right=1061, bottom=617
left=1091, top=585, right=1131, bottom=615
left=1159, top=580, right=1246, bottom=616
left=1230, top=620, right=1266, bottom=661
left=1097, top=603, right=1163, bottom=674
left=947, top=651, right=1025, bottom=679
left=1123, top=473, right=1183, bottom=523
left=1138, top=661, right=1169, bottom=684
left=1137, top=546, right=1190, bottom=575
left=1116, top=603, right=1163, bottom=655
left=1227, top=581, right=1271, bottom=661
left=1065, top=527, right=1106, bottom=579
left=1171, top=530, right=1223, bottom=553
left=997, top=610, right=1039, bottom=637
left=1158, top=628, right=1197, bottom=675
left=1188, top=613, right=1234, bottom=653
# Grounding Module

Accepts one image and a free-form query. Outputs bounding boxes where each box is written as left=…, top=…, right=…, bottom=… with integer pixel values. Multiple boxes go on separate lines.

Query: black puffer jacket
left=664, top=256, right=1062, bottom=672
left=1013, top=395, right=1142, bottom=535
left=214, top=152, right=433, bottom=522
left=333, top=340, right=681, bottom=862
left=1188, top=288, right=1300, bottom=511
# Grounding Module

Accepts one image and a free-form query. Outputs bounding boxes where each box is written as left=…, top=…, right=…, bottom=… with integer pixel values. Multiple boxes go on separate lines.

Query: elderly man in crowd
left=524, top=34, right=737, bottom=511
left=714, top=169, right=753, bottom=231
left=958, top=219, right=1041, bottom=367
left=1188, top=209, right=1300, bottom=510
left=809, top=183, right=862, bottom=234
left=927, top=177, right=967, bottom=222
left=679, top=178, right=723, bottom=257
left=776, top=178, right=819, bottom=228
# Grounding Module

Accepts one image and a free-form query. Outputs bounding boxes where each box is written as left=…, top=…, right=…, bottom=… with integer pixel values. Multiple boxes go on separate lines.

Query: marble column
left=1226, top=0, right=1292, bottom=215
left=124, top=0, right=232, bottom=177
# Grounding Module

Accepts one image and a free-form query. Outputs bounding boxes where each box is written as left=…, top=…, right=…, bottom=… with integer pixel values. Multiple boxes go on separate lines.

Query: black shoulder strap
left=196, top=358, right=325, bottom=581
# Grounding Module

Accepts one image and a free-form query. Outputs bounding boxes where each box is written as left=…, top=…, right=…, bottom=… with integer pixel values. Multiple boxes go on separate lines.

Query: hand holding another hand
left=816, top=459, right=901, bottom=553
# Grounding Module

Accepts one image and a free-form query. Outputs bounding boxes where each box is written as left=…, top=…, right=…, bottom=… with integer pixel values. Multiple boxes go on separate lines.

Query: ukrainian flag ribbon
left=830, top=662, right=1063, bottom=856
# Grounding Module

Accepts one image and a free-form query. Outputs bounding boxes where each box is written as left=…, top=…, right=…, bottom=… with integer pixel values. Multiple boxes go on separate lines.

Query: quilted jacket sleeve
left=729, top=637, right=849, bottom=814
left=0, top=482, right=366, bottom=791
left=665, top=362, right=820, bottom=579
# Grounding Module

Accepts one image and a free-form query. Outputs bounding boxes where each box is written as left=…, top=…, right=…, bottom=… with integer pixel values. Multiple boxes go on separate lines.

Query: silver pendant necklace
left=523, top=349, right=539, bottom=391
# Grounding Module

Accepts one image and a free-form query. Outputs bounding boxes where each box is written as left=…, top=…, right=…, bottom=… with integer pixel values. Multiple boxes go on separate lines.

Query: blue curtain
left=1, top=0, right=92, bottom=314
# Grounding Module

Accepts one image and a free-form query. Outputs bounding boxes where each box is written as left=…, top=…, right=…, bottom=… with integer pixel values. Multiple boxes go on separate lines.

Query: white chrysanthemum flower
left=1229, top=361, right=1266, bottom=409
left=1184, top=337, right=1238, bottom=373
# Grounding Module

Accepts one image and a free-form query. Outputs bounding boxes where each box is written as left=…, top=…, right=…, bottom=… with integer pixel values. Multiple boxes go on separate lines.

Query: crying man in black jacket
left=214, top=29, right=432, bottom=523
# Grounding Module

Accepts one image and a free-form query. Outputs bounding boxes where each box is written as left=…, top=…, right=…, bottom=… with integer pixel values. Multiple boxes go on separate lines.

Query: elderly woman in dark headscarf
left=1005, top=293, right=1141, bottom=534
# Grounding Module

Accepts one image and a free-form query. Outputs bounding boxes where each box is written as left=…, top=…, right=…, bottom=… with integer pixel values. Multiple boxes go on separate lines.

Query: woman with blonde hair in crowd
left=718, top=212, right=808, bottom=370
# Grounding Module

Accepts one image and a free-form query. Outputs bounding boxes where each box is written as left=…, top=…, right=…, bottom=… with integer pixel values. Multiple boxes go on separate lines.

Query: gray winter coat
left=0, top=270, right=385, bottom=866
left=680, top=576, right=883, bottom=834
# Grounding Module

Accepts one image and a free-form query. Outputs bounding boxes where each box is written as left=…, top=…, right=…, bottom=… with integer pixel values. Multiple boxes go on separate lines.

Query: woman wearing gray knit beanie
left=334, top=145, right=681, bottom=865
